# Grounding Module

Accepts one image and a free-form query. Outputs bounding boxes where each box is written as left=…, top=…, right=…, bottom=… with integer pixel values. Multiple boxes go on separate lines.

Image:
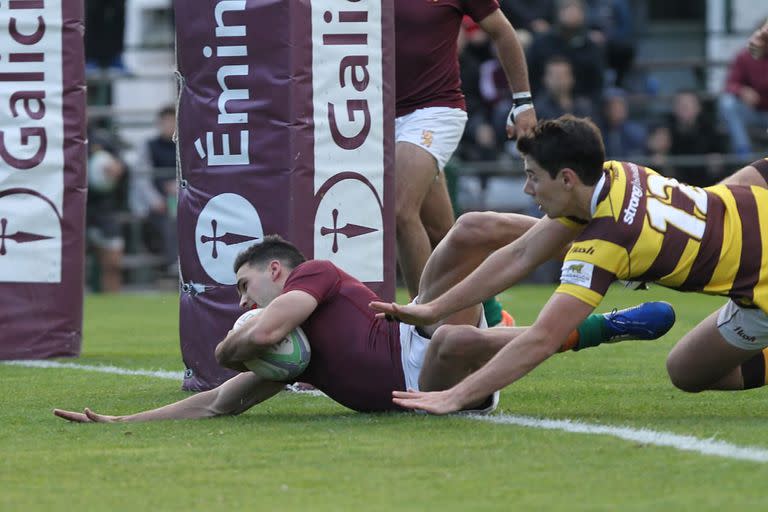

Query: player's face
left=235, top=262, right=281, bottom=310
left=523, top=156, right=571, bottom=218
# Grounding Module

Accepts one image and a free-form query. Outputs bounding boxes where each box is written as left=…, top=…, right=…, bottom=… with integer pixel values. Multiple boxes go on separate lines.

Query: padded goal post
left=0, top=1, right=87, bottom=358
left=175, top=0, right=395, bottom=390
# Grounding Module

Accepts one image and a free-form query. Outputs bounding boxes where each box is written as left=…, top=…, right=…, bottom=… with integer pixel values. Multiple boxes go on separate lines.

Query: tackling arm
left=393, top=293, right=595, bottom=414
left=372, top=217, right=579, bottom=325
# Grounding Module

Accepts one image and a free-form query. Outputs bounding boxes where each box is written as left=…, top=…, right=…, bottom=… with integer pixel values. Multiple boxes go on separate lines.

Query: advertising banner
left=176, top=0, right=394, bottom=390
left=0, top=0, right=87, bottom=359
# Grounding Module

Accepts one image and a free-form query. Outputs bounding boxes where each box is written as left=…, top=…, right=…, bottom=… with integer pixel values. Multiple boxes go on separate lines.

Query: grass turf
left=2, top=285, right=768, bottom=510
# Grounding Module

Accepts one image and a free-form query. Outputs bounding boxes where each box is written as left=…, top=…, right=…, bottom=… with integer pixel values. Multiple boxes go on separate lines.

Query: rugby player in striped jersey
left=373, top=115, right=768, bottom=414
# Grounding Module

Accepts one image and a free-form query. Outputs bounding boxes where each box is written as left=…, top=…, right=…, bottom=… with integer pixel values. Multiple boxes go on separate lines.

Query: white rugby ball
left=232, top=309, right=311, bottom=381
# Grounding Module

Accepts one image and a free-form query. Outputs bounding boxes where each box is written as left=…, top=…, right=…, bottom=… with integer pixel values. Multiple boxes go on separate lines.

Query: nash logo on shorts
left=733, top=326, right=757, bottom=343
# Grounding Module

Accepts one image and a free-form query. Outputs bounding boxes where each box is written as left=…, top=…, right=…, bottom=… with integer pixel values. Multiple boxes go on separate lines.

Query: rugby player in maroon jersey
left=393, top=0, right=536, bottom=326
left=54, top=229, right=672, bottom=423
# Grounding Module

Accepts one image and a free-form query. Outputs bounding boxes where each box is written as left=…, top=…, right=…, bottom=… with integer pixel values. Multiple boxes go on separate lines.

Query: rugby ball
left=232, top=309, right=311, bottom=381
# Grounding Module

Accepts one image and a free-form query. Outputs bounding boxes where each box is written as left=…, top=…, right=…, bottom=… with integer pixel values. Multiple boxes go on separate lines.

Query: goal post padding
left=0, top=1, right=86, bottom=359
left=175, top=0, right=394, bottom=390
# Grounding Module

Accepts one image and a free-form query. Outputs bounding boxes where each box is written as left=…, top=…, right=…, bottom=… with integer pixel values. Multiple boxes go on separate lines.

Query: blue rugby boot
left=602, top=301, right=676, bottom=342
left=572, top=301, right=676, bottom=351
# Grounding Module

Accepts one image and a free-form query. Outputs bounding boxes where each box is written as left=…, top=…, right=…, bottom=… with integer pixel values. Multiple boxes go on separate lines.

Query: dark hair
left=158, top=105, right=175, bottom=119
left=516, top=115, right=605, bottom=186
left=545, top=55, right=571, bottom=68
left=233, top=235, right=307, bottom=273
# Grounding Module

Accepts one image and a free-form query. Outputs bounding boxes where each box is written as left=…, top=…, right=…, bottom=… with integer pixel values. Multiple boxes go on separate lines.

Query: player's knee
left=432, top=325, right=479, bottom=361
left=665, top=355, right=704, bottom=393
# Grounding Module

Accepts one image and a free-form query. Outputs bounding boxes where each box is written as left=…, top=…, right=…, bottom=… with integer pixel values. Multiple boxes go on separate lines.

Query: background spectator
left=585, top=0, right=636, bottom=87
left=85, top=0, right=127, bottom=73
left=667, top=89, right=725, bottom=186
left=129, top=106, right=179, bottom=274
left=499, top=0, right=556, bottom=47
left=457, top=19, right=501, bottom=162
left=526, top=0, right=605, bottom=101
left=599, top=87, right=646, bottom=158
left=644, top=122, right=674, bottom=176
left=718, top=43, right=768, bottom=157
left=533, top=56, right=596, bottom=120
left=87, top=130, right=127, bottom=293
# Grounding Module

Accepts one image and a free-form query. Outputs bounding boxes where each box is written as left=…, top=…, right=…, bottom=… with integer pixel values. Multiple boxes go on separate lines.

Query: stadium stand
left=88, top=0, right=768, bottom=290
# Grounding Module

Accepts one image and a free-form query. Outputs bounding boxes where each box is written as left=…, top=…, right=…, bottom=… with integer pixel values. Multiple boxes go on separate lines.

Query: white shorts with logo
left=399, top=303, right=488, bottom=392
left=716, top=300, right=768, bottom=350
left=395, top=107, right=468, bottom=171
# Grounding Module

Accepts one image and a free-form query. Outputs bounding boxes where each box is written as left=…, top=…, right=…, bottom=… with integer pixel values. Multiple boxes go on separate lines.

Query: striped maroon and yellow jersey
left=556, top=160, right=768, bottom=313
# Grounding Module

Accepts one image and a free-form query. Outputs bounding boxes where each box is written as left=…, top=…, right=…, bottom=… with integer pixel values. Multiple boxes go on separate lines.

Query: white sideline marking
left=6, top=360, right=767, bottom=462
left=2, top=360, right=183, bottom=380
left=472, top=414, right=768, bottom=463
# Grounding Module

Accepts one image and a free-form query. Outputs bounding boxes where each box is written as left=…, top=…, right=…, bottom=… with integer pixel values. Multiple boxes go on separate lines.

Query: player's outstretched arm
left=53, top=372, right=284, bottom=423
left=372, top=217, right=579, bottom=325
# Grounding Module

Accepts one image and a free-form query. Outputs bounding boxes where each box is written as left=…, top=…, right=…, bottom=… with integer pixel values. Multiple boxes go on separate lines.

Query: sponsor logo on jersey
left=570, top=245, right=595, bottom=256
left=560, top=260, right=594, bottom=288
left=622, top=163, right=643, bottom=225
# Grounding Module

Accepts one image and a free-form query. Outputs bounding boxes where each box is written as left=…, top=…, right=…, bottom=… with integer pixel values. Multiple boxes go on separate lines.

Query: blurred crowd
left=457, top=0, right=768, bottom=187
left=84, top=0, right=768, bottom=291
left=86, top=107, right=178, bottom=293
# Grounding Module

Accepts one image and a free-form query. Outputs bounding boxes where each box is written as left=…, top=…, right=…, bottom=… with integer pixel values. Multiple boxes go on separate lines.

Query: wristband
left=507, top=93, right=534, bottom=125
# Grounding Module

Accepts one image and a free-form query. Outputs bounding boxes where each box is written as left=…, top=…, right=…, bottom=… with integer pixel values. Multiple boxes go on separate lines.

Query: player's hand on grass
left=392, top=389, right=463, bottom=415
left=369, top=301, right=438, bottom=326
left=53, top=407, right=122, bottom=423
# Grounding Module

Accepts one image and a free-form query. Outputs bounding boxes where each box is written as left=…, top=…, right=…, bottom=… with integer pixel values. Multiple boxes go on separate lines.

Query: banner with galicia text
left=175, top=0, right=395, bottom=390
left=0, top=1, right=87, bottom=359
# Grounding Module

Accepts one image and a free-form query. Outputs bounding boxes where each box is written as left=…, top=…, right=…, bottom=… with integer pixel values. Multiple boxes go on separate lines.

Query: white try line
left=470, top=414, right=768, bottom=463
left=6, top=360, right=768, bottom=463
left=2, top=360, right=184, bottom=380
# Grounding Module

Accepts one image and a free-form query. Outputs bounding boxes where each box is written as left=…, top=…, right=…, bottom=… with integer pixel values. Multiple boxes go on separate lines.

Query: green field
left=3, top=285, right=768, bottom=511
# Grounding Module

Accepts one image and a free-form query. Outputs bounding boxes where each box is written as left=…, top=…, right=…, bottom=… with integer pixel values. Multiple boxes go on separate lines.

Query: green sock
left=574, top=314, right=607, bottom=351
left=482, top=297, right=502, bottom=327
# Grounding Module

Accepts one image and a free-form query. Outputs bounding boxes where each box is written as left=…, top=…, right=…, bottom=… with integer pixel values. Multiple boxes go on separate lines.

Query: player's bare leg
left=666, top=310, right=763, bottom=391
left=420, top=302, right=677, bottom=392
left=420, top=173, right=455, bottom=250
left=417, top=211, right=538, bottom=305
left=410, top=212, right=538, bottom=338
left=395, top=142, right=442, bottom=298
left=418, top=324, right=523, bottom=391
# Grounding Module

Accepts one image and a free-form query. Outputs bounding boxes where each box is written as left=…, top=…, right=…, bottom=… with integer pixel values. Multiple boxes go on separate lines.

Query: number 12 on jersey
left=645, top=175, right=707, bottom=240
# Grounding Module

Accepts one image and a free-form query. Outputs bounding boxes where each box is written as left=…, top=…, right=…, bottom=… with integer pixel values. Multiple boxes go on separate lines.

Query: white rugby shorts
left=395, top=107, right=468, bottom=171
left=716, top=300, right=768, bottom=350
left=399, top=300, right=487, bottom=392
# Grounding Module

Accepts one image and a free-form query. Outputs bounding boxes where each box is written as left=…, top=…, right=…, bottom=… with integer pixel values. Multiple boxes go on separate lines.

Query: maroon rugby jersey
left=282, top=260, right=405, bottom=412
left=395, top=0, right=499, bottom=117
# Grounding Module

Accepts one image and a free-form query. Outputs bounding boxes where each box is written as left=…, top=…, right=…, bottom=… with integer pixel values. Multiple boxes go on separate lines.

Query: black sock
left=741, top=349, right=768, bottom=390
